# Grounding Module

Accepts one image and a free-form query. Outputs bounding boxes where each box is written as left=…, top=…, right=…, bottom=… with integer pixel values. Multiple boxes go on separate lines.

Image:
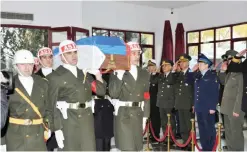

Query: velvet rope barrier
left=193, top=132, right=203, bottom=151
left=169, top=126, right=192, bottom=148
left=150, top=121, right=169, bottom=142
left=193, top=132, right=219, bottom=151
left=143, top=122, right=149, bottom=136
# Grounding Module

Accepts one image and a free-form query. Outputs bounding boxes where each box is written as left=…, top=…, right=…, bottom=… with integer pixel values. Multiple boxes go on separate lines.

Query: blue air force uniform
left=194, top=54, right=220, bottom=151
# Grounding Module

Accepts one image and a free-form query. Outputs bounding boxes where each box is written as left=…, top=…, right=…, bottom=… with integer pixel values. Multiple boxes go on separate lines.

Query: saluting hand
left=192, top=64, right=199, bottom=72
left=209, top=110, right=215, bottom=114
left=220, top=61, right=228, bottom=71
left=172, top=61, right=179, bottom=71
left=237, top=49, right=247, bottom=57
left=233, top=112, right=239, bottom=117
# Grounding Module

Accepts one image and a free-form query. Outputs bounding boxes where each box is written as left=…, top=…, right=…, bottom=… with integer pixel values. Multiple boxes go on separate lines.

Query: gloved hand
left=112, top=99, right=120, bottom=116
left=143, top=117, right=148, bottom=130
left=85, top=100, right=95, bottom=113
left=114, top=70, right=125, bottom=80
left=55, top=130, right=64, bottom=149
left=44, top=129, right=52, bottom=140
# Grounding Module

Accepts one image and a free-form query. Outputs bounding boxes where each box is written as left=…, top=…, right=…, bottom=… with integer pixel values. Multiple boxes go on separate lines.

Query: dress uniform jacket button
left=130, top=114, right=133, bottom=116
left=64, top=81, right=67, bottom=84
left=130, top=93, right=132, bottom=95
left=101, top=105, right=104, bottom=107
left=25, top=109, right=28, bottom=112
left=137, top=94, right=140, bottom=96
left=37, top=134, right=39, bottom=136
left=42, top=95, right=44, bottom=97
left=78, top=115, right=81, bottom=118
left=161, top=95, right=163, bottom=96
left=26, top=135, right=29, bottom=138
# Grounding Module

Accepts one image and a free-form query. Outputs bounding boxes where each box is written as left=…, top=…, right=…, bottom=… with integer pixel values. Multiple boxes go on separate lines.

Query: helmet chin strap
left=61, top=53, right=76, bottom=67
left=14, top=65, right=31, bottom=77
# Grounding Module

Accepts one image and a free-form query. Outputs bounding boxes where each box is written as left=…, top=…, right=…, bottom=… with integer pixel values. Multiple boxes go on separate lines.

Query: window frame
left=186, top=22, right=247, bottom=64
left=92, top=27, right=155, bottom=65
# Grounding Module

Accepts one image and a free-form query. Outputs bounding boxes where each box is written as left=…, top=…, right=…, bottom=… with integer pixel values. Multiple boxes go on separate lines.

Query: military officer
left=47, top=40, right=106, bottom=151
left=157, top=60, right=176, bottom=137
left=193, top=53, right=220, bottom=151
left=218, top=50, right=245, bottom=151
left=147, top=59, right=161, bottom=142
left=33, top=57, right=41, bottom=73
left=172, top=54, right=194, bottom=150
left=35, top=47, right=58, bottom=151
left=6, top=49, right=52, bottom=151
left=108, top=41, right=150, bottom=151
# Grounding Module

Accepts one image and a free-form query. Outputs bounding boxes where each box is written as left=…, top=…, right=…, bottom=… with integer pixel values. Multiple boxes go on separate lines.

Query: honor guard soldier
left=193, top=54, right=220, bottom=151
left=47, top=40, right=106, bottom=151
left=172, top=54, right=194, bottom=150
left=6, top=50, right=52, bottom=151
left=157, top=60, right=176, bottom=139
left=109, top=42, right=150, bottom=151
left=147, top=59, right=161, bottom=142
left=35, top=47, right=58, bottom=151
left=218, top=50, right=245, bottom=151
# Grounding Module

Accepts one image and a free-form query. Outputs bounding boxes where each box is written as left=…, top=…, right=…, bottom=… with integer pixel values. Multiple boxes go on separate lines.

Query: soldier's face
left=40, top=55, right=53, bottom=68
left=130, top=50, right=141, bottom=65
left=61, top=51, right=78, bottom=65
left=198, top=62, right=208, bottom=71
left=162, top=64, right=172, bottom=73
left=179, top=61, right=189, bottom=70
left=148, top=66, right=156, bottom=73
left=16, top=63, right=34, bottom=76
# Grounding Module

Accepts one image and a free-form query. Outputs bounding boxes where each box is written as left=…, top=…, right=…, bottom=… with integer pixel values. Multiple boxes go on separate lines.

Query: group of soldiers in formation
left=1, top=38, right=247, bottom=151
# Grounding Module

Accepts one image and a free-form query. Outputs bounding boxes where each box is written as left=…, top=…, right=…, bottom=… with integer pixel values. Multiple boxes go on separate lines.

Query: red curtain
left=161, top=20, right=173, bottom=62
left=175, top=23, right=185, bottom=60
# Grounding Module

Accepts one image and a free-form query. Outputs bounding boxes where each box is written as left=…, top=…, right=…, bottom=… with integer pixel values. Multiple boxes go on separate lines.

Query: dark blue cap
left=198, top=53, right=213, bottom=67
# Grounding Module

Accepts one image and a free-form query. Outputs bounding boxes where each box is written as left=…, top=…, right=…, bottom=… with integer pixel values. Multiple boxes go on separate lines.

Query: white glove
left=112, top=99, right=120, bottom=116
left=0, top=72, right=8, bottom=83
left=114, top=70, right=125, bottom=80
left=141, top=101, right=145, bottom=111
left=143, top=117, right=148, bottom=130
left=55, top=130, right=64, bottom=149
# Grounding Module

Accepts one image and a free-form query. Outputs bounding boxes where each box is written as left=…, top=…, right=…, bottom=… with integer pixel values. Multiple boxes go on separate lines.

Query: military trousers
left=224, top=114, right=244, bottom=151
left=197, top=112, right=216, bottom=151
left=178, top=110, right=192, bottom=143
left=159, top=108, right=175, bottom=135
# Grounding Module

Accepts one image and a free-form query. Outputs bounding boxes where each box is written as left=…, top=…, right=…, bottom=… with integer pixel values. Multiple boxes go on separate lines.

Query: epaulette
left=43, top=78, right=48, bottom=81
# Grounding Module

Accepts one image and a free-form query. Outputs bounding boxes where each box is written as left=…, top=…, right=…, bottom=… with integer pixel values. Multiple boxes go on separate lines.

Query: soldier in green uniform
left=47, top=40, right=106, bottom=151
left=109, top=42, right=150, bottom=151
left=157, top=60, right=176, bottom=137
left=172, top=54, right=194, bottom=150
left=6, top=49, right=52, bottom=151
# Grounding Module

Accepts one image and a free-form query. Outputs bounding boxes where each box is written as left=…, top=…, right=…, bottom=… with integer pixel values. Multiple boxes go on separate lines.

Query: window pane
left=52, top=31, right=67, bottom=43
left=234, top=41, right=247, bottom=53
left=201, top=43, right=214, bottom=61
left=110, top=31, right=124, bottom=41
left=142, top=48, right=153, bottom=67
left=126, top=32, right=140, bottom=43
left=233, top=24, right=247, bottom=38
left=188, top=32, right=199, bottom=43
left=92, top=29, right=109, bottom=36
left=141, top=33, right=153, bottom=45
left=75, top=32, right=88, bottom=41
left=1, top=27, right=48, bottom=71
left=216, top=27, right=230, bottom=40
left=201, top=30, right=214, bottom=42
left=216, top=41, right=231, bottom=65
left=188, top=46, right=198, bottom=69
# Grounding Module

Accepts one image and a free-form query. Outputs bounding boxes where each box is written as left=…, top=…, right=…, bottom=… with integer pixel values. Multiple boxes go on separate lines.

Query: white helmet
left=13, top=49, right=34, bottom=65
left=127, top=42, right=142, bottom=53
left=59, top=40, right=77, bottom=55
left=37, top=47, right=53, bottom=58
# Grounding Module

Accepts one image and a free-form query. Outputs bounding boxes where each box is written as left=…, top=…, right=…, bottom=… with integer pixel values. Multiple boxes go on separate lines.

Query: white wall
left=177, top=1, right=247, bottom=31
left=1, top=1, right=178, bottom=64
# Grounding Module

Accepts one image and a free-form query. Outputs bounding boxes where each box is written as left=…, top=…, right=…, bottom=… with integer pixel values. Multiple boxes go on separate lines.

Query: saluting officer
left=6, top=50, right=52, bottom=151
left=35, top=47, right=58, bottom=151
left=218, top=50, right=245, bottom=151
left=108, top=42, right=150, bottom=151
left=173, top=54, right=194, bottom=150
left=47, top=40, right=106, bottom=151
left=147, top=59, right=161, bottom=142
left=157, top=60, right=176, bottom=137
left=194, top=53, right=220, bottom=151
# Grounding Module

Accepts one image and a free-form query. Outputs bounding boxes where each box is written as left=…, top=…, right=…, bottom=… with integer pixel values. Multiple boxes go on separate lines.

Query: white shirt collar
left=41, top=68, right=53, bottom=76
left=18, top=75, right=33, bottom=96
left=63, top=64, right=77, bottom=78
left=129, top=65, right=138, bottom=80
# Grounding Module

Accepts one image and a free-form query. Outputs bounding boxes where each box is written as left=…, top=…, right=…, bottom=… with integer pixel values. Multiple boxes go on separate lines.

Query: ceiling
left=120, top=1, right=206, bottom=9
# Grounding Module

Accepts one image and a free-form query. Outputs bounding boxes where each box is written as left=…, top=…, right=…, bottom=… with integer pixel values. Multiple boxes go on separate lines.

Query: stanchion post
left=218, top=123, right=222, bottom=152
left=144, top=118, right=152, bottom=151
left=167, top=114, right=171, bottom=152
left=191, top=119, right=195, bottom=152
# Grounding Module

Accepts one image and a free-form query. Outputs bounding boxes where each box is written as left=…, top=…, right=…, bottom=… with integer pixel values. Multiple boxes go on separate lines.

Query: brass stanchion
left=144, top=118, right=152, bottom=151
left=218, top=123, right=222, bottom=152
left=167, top=114, right=171, bottom=152
left=191, top=119, right=195, bottom=152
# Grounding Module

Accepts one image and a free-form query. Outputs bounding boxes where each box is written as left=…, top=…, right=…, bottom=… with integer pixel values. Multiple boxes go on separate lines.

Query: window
left=187, top=22, right=247, bottom=66
left=1, top=25, right=49, bottom=71
left=92, top=27, right=155, bottom=67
